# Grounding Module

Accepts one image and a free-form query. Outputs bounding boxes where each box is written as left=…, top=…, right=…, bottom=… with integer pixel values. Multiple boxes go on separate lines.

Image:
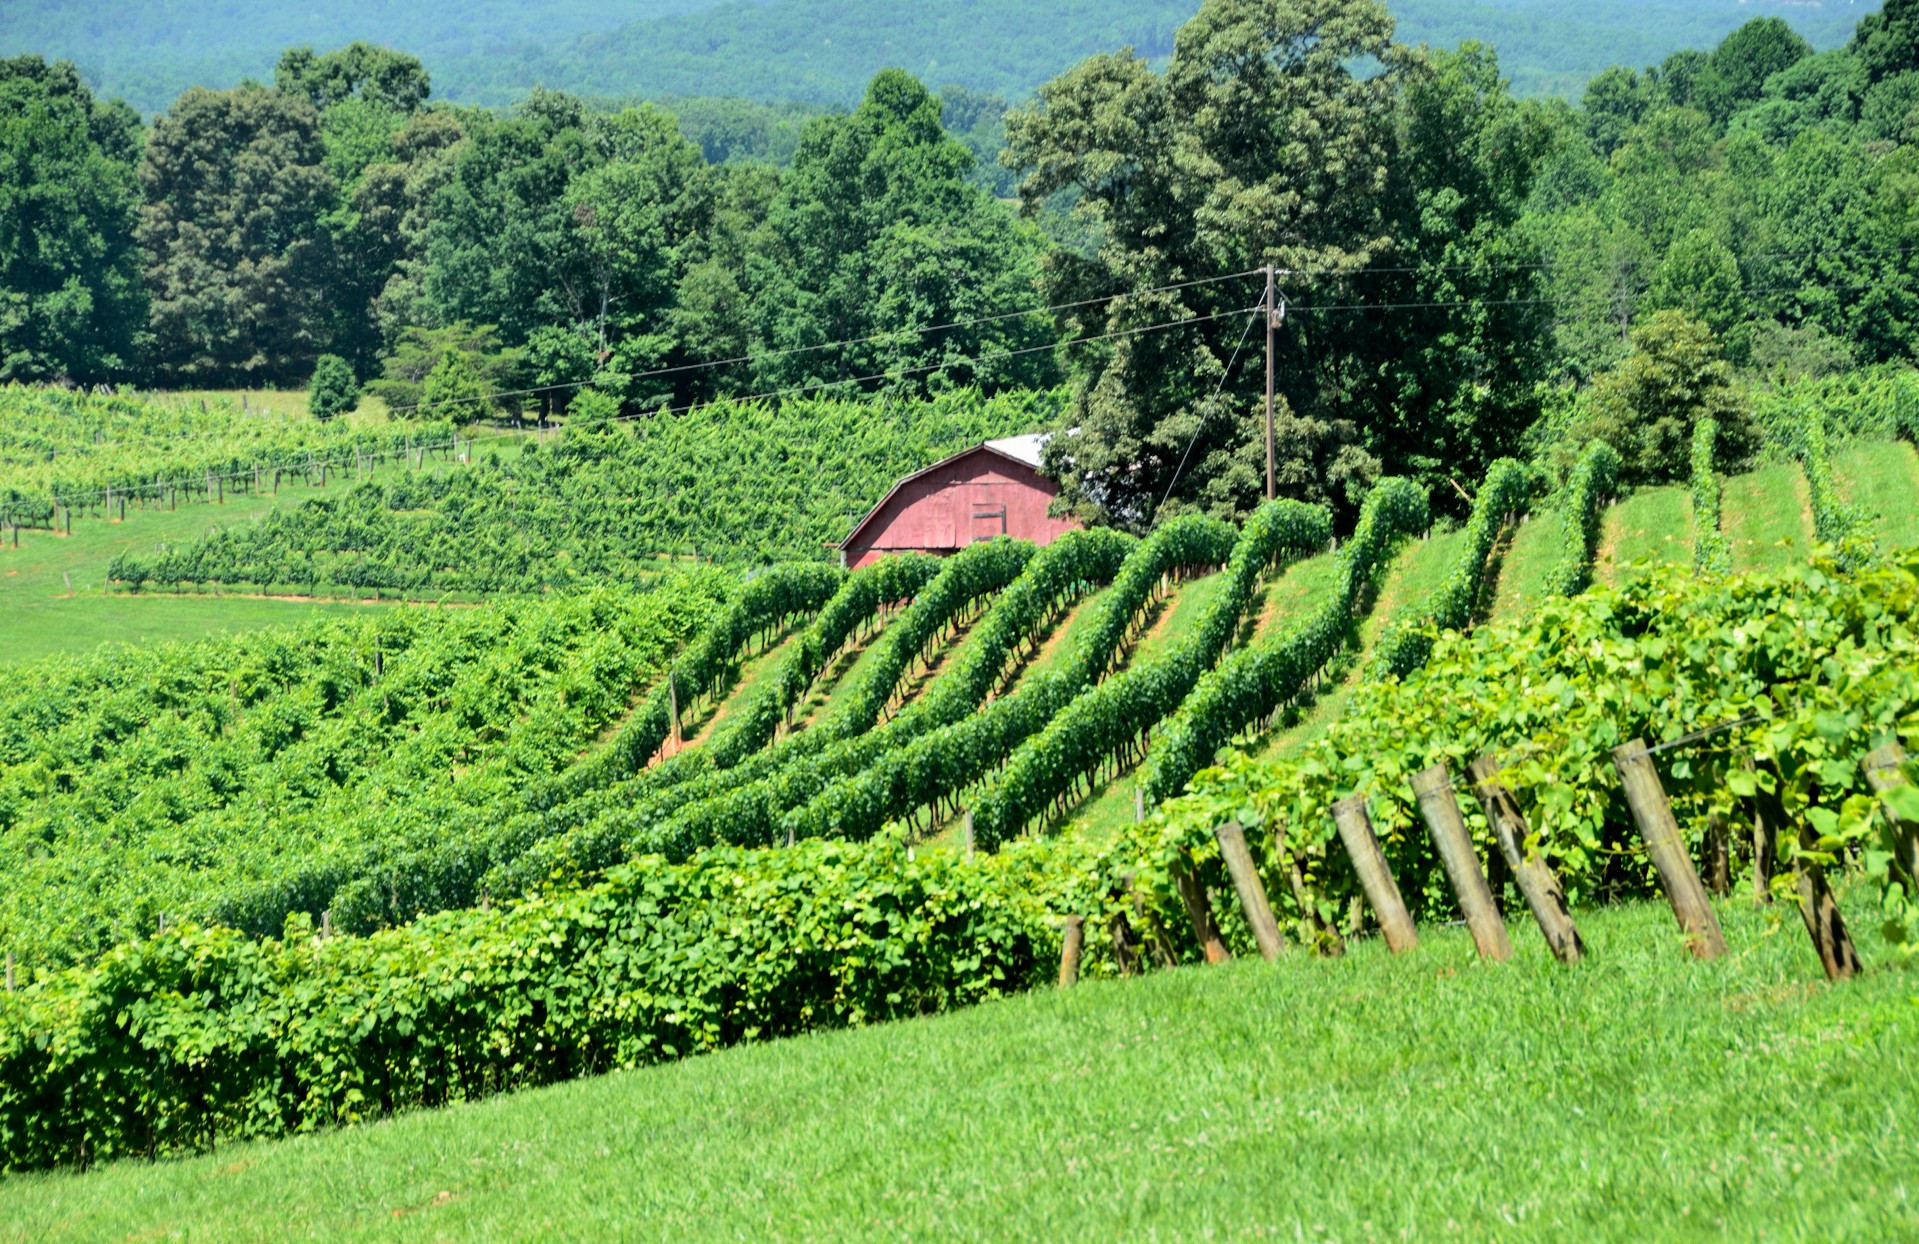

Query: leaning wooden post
left=1170, top=861, right=1230, bottom=965
left=1330, top=795, right=1418, bottom=953
left=1468, top=756, right=1584, bottom=964
left=1410, top=763, right=1513, bottom=962
left=1863, top=742, right=1918, bottom=888
left=1612, top=740, right=1727, bottom=960
left=1214, top=821, right=1285, bottom=961
left=1057, top=916, right=1085, bottom=988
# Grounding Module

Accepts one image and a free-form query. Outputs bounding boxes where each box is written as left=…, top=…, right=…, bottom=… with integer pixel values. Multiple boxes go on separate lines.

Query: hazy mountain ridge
left=3, top=0, right=1873, bottom=113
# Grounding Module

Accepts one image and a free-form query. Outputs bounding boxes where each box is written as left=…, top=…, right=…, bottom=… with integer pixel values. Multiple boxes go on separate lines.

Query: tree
left=418, top=349, right=490, bottom=423
left=1644, top=228, right=1742, bottom=336
left=1582, top=66, right=1654, bottom=158
left=307, top=353, right=360, bottom=420
left=0, top=57, right=145, bottom=383
left=1582, top=310, right=1750, bottom=485
left=139, top=85, right=337, bottom=384
left=366, top=323, right=519, bottom=416
left=1852, top=0, right=1919, bottom=85
left=1695, top=18, right=1812, bottom=124
left=748, top=70, right=1055, bottom=400
left=1007, top=0, right=1549, bottom=526
left=275, top=43, right=431, bottom=115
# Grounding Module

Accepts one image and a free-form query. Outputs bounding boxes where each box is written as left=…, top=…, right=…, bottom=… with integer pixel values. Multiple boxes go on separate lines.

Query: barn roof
left=839, top=437, right=1055, bottom=551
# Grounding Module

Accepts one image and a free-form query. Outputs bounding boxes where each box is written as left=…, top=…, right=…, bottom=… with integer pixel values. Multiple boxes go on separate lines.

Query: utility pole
left=1263, top=265, right=1278, bottom=501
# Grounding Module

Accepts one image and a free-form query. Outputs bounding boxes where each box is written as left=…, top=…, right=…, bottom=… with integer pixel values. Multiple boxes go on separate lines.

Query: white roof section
left=984, top=433, right=1049, bottom=469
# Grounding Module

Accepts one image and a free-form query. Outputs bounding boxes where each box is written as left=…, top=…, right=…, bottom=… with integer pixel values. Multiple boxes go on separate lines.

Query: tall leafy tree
left=746, top=70, right=1056, bottom=400
left=138, top=84, right=336, bottom=384
left=1007, top=0, right=1550, bottom=526
left=0, top=57, right=145, bottom=383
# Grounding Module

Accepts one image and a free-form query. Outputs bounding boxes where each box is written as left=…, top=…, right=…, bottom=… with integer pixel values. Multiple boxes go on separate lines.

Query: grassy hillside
left=0, top=447, right=470, bottom=664
left=4, top=893, right=1909, bottom=1242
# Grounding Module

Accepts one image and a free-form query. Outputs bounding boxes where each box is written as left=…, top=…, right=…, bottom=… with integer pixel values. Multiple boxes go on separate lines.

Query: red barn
left=839, top=435, right=1080, bottom=569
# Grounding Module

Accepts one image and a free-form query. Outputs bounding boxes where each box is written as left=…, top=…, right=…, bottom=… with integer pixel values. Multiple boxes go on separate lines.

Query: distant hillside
left=2, top=0, right=1875, bottom=114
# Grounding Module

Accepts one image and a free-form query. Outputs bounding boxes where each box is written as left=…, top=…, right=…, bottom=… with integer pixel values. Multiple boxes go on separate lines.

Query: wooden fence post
left=1612, top=740, right=1727, bottom=960
left=1468, top=757, right=1584, bottom=964
left=1214, top=821, right=1285, bottom=961
left=962, top=809, right=975, bottom=860
left=1330, top=795, right=1418, bottom=953
left=1863, top=742, right=1918, bottom=888
left=1410, top=763, right=1512, bottom=961
left=1170, top=861, right=1230, bottom=965
left=1058, top=916, right=1085, bottom=988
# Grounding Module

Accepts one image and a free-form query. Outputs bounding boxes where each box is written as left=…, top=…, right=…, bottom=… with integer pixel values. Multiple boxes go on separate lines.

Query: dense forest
left=0, top=0, right=1867, bottom=114
left=5, top=0, right=1919, bottom=531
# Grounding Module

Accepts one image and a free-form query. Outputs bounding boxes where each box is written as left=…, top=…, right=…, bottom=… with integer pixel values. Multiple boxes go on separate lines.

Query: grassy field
left=7, top=894, right=1909, bottom=1242
left=1595, top=484, right=1692, bottom=587
left=1835, top=438, right=1919, bottom=552
left=0, top=472, right=416, bottom=665
left=1722, top=462, right=1812, bottom=574
left=1254, top=526, right=1465, bottom=760
left=1488, top=509, right=1561, bottom=623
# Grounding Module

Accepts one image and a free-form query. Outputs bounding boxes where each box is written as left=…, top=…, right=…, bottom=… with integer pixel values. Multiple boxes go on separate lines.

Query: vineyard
left=0, top=385, right=454, bottom=531
left=1, top=407, right=1916, bottom=1175
left=106, top=389, right=1061, bottom=594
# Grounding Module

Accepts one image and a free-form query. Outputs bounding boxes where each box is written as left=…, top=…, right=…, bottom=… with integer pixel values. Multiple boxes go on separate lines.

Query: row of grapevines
left=528, top=563, right=842, bottom=814
left=0, top=384, right=453, bottom=525
left=0, top=834, right=1119, bottom=1171
left=1369, top=460, right=1530, bottom=679
left=1797, top=404, right=1877, bottom=570
left=443, top=539, right=1030, bottom=896
left=776, top=516, right=1239, bottom=846
left=1139, top=552, right=1919, bottom=953
left=10, top=554, right=1915, bottom=1170
left=1141, top=478, right=1429, bottom=806
left=1541, top=441, right=1621, bottom=597
left=0, top=577, right=730, bottom=966
left=322, top=549, right=982, bottom=929
left=106, top=389, right=1055, bottom=590
left=628, top=529, right=1141, bottom=859
left=598, top=539, right=1045, bottom=862
left=1690, top=418, right=1734, bottom=576
left=970, top=499, right=1332, bottom=847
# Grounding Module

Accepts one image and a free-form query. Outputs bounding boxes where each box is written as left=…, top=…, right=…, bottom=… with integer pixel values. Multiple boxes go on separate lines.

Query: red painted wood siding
left=844, top=448, right=1080, bottom=569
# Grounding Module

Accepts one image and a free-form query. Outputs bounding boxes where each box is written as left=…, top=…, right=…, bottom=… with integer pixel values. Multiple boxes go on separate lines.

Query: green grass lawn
left=1255, top=527, right=1464, bottom=760
left=1248, top=548, right=1337, bottom=644
left=1722, top=463, right=1811, bottom=575
left=9, top=895, right=1909, bottom=1243
left=1596, top=484, right=1693, bottom=588
left=1488, top=508, right=1560, bottom=623
left=0, top=461, right=456, bottom=665
left=1834, top=438, right=1919, bottom=553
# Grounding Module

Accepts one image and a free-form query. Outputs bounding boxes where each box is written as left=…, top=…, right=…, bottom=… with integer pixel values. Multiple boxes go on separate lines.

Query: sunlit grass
left=6, top=895, right=1909, bottom=1242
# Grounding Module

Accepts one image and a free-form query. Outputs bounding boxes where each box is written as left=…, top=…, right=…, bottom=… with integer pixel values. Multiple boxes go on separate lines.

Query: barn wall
left=844, top=449, right=1078, bottom=569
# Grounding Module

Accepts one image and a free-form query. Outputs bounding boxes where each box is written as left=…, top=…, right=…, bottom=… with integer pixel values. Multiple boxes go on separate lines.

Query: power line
left=379, top=269, right=1265, bottom=417
left=1156, top=309, right=1263, bottom=519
